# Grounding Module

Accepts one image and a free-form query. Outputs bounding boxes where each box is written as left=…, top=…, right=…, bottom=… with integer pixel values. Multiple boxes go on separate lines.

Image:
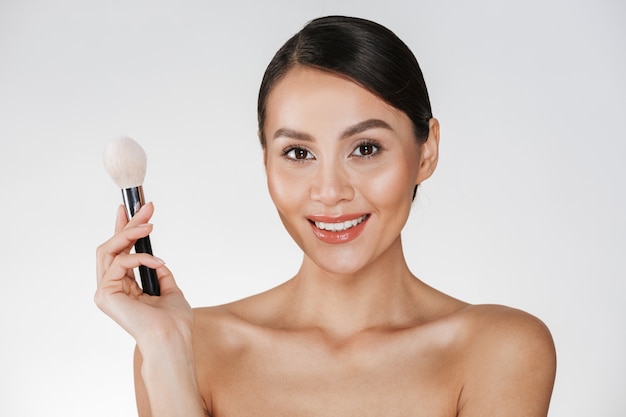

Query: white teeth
left=314, top=215, right=367, bottom=231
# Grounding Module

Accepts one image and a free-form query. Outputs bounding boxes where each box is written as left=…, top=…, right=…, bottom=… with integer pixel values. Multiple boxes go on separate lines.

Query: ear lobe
left=415, top=118, right=440, bottom=184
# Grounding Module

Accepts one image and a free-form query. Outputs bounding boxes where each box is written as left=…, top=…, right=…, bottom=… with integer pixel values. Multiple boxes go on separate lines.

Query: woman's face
left=263, top=67, right=438, bottom=275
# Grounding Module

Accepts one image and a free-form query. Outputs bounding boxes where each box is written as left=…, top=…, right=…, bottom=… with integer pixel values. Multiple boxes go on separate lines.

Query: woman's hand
left=95, top=202, right=192, bottom=346
left=95, top=203, right=206, bottom=416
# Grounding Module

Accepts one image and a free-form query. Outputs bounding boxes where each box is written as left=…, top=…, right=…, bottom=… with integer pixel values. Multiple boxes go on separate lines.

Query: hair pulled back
left=257, top=15, right=433, bottom=147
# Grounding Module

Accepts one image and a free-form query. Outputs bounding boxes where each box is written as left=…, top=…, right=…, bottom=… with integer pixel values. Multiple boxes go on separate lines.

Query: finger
left=152, top=263, right=179, bottom=294
left=101, top=253, right=166, bottom=290
left=96, top=223, right=154, bottom=283
left=94, top=276, right=144, bottom=326
left=122, top=202, right=155, bottom=231
left=114, top=204, right=128, bottom=233
left=97, top=203, right=156, bottom=288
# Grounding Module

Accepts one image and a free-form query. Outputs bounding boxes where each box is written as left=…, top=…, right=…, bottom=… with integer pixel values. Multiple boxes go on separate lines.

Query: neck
left=283, top=237, right=420, bottom=338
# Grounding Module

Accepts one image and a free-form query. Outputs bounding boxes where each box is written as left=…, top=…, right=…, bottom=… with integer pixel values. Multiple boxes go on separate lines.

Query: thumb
left=153, top=263, right=180, bottom=294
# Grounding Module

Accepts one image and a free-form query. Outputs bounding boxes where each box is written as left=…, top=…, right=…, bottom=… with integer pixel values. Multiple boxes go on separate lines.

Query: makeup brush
left=103, top=136, right=160, bottom=296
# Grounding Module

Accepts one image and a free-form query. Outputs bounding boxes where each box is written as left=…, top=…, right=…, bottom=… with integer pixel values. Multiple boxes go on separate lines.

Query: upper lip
left=307, top=213, right=369, bottom=223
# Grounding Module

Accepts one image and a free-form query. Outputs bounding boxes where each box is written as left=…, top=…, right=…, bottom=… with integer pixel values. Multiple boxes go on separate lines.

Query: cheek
left=266, top=165, right=312, bottom=251
left=266, top=165, right=305, bottom=216
left=358, top=159, right=417, bottom=207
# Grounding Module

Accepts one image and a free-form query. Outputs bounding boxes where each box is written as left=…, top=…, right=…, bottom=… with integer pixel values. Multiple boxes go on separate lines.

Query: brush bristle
left=103, top=136, right=147, bottom=189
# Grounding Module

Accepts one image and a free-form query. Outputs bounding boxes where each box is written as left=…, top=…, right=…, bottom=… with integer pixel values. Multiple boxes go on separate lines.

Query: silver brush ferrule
left=122, top=186, right=145, bottom=219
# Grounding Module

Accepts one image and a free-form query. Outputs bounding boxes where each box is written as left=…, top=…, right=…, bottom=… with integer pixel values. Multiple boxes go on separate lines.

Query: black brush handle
left=135, top=236, right=160, bottom=296
left=122, top=186, right=161, bottom=296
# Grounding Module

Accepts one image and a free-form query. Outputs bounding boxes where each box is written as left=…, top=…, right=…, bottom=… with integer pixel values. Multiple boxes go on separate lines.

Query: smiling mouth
left=310, top=214, right=369, bottom=232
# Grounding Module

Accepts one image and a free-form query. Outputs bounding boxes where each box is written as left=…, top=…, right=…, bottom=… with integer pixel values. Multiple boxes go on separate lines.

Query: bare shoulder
left=189, top=286, right=288, bottom=362
left=453, top=304, right=557, bottom=416
left=191, top=297, right=262, bottom=350
left=456, top=304, right=554, bottom=347
left=190, top=296, right=273, bottom=413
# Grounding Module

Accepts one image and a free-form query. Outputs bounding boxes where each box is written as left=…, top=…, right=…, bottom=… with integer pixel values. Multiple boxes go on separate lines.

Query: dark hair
left=257, top=15, right=433, bottom=147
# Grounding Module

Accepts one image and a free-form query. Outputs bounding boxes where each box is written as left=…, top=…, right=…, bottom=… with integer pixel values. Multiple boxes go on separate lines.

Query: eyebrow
left=272, top=118, right=393, bottom=142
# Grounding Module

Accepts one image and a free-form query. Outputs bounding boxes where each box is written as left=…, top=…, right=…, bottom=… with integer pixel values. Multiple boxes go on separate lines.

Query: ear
left=259, top=130, right=269, bottom=170
left=415, top=118, right=440, bottom=184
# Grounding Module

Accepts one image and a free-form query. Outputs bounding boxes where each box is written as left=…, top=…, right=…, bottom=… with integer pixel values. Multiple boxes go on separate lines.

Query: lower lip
left=309, top=216, right=369, bottom=244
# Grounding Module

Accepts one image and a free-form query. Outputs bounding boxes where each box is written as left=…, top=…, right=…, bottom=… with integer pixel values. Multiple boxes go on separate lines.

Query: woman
left=96, top=16, right=556, bottom=416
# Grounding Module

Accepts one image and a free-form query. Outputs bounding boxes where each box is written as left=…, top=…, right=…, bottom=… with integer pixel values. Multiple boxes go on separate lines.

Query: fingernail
left=153, top=256, right=166, bottom=264
left=136, top=223, right=153, bottom=227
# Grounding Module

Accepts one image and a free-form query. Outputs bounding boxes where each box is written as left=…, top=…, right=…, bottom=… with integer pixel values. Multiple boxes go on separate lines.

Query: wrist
left=138, top=330, right=205, bottom=416
left=138, top=322, right=193, bottom=353
left=139, top=325, right=195, bottom=379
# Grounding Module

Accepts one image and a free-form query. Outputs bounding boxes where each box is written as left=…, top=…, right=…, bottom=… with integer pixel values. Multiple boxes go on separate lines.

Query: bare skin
left=188, top=295, right=554, bottom=417
left=98, top=67, right=556, bottom=417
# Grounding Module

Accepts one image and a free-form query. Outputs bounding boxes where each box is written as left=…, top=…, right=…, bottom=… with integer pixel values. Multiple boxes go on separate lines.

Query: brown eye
left=285, top=147, right=314, bottom=160
left=360, top=144, right=374, bottom=155
left=352, top=142, right=380, bottom=157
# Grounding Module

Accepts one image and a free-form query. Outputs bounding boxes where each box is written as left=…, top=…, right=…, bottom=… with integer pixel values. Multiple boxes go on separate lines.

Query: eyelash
left=351, top=140, right=382, bottom=158
left=281, top=146, right=314, bottom=161
left=281, top=140, right=383, bottom=162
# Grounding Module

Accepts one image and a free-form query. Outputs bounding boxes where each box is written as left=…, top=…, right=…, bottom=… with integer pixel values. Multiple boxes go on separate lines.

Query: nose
left=310, top=160, right=355, bottom=205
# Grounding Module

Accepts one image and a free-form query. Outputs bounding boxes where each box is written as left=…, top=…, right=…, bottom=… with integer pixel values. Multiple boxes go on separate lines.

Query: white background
left=1, top=0, right=624, bottom=415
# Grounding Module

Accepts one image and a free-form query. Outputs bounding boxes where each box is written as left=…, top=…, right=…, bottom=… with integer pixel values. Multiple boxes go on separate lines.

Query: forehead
left=264, top=67, right=409, bottom=133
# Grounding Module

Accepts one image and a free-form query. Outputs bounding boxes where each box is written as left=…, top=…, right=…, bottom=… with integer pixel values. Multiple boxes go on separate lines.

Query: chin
left=308, top=252, right=371, bottom=277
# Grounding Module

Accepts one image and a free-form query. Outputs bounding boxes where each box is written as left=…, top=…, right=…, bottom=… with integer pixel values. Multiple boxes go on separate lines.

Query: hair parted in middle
left=257, top=15, right=433, bottom=148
